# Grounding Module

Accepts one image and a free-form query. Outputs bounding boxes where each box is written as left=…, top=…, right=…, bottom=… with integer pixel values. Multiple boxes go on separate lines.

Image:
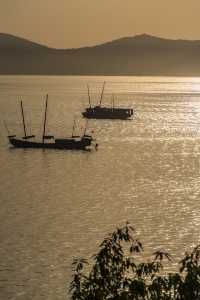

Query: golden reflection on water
left=1, top=76, right=200, bottom=299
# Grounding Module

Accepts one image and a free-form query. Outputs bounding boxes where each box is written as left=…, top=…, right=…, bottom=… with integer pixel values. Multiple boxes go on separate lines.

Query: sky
left=1, top=0, right=200, bottom=49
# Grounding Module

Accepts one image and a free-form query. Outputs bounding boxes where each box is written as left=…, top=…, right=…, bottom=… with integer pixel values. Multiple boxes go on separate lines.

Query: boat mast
left=4, top=120, right=16, bottom=139
left=42, top=94, right=48, bottom=143
left=3, top=120, right=10, bottom=135
left=20, top=100, right=27, bottom=139
left=87, top=84, right=91, bottom=108
left=72, top=118, right=76, bottom=137
left=111, top=94, right=115, bottom=109
left=99, top=81, right=106, bottom=107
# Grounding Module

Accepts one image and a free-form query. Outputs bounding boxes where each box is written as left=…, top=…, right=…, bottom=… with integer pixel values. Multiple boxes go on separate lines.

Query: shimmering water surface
left=1, top=76, right=200, bottom=299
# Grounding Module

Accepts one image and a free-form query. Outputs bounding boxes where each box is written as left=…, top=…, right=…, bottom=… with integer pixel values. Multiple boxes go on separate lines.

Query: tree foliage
left=70, top=223, right=200, bottom=300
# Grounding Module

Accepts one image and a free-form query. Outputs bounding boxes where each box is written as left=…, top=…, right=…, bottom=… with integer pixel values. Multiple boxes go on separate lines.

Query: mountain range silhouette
left=1, top=33, right=200, bottom=76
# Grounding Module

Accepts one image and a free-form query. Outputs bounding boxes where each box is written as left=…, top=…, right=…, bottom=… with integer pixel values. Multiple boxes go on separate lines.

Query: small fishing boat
left=7, top=95, right=95, bottom=150
left=82, top=82, right=133, bottom=120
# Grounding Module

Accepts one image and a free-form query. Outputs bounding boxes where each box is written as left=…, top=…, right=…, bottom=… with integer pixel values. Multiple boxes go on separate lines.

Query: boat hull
left=9, top=137, right=92, bottom=150
left=82, top=107, right=133, bottom=120
left=82, top=112, right=132, bottom=119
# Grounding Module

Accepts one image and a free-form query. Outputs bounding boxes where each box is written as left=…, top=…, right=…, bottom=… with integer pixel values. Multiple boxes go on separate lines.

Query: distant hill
left=1, top=33, right=200, bottom=76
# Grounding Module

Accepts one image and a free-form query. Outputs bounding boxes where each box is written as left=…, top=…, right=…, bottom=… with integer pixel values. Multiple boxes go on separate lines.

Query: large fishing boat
left=7, top=95, right=95, bottom=150
left=82, top=82, right=133, bottom=120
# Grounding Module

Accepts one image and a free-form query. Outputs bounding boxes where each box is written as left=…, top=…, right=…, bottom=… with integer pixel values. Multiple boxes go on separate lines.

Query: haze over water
left=1, top=75, right=200, bottom=299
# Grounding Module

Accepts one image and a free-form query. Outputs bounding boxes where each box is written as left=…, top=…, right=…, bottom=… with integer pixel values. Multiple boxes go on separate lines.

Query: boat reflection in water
left=82, top=82, right=134, bottom=120
left=8, top=95, right=96, bottom=151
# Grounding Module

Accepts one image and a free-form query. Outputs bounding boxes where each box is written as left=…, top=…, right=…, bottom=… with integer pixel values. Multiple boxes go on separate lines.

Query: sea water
left=0, top=75, right=200, bottom=299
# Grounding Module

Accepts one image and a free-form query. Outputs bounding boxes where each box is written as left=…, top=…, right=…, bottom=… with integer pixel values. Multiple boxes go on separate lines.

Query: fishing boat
left=82, top=82, right=133, bottom=120
left=7, top=95, right=95, bottom=150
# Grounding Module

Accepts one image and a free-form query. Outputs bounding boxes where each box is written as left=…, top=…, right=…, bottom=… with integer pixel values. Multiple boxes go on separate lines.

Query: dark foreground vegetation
left=70, top=223, right=200, bottom=300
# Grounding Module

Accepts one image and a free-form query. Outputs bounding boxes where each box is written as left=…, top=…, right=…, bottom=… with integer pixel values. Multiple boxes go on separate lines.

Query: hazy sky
left=1, top=0, right=200, bottom=48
